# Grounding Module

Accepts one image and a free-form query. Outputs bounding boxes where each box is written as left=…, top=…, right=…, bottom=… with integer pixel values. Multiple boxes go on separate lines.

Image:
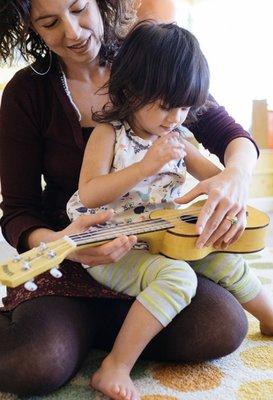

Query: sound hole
left=180, top=214, right=198, bottom=224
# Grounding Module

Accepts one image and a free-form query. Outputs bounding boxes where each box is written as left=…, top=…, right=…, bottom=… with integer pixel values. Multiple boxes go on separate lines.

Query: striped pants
left=87, top=250, right=262, bottom=327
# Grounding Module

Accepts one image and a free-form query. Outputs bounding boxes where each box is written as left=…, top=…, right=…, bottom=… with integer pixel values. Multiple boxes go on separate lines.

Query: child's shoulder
left=92, top=122, right=116, bottom=137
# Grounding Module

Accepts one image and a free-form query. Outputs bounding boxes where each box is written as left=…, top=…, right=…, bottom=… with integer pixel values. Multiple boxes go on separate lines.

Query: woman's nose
left=63, top=16, right=81, bottom=41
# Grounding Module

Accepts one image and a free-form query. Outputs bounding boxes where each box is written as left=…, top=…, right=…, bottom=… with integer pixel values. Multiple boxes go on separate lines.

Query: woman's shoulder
left=4, top=65, right=51, bottom=95
left=1, top=64, right=58, bottom=116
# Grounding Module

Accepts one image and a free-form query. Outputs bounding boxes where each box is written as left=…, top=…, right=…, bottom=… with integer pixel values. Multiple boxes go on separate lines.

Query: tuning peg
left=22, top=261, right=31, bottom=271
left=13, top=254, right=21, bottom=263
left=39, top=242, right=47, bottom=251
left=37, top=242, right=48, bottom=256
left=50, top=267, right=62, bottom=279
left=24, top=281, right=38, bottom=292
left=47, top=250, right=56, bottom=259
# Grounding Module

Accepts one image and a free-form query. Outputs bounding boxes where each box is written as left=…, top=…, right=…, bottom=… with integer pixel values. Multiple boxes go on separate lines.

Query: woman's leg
left=0, top=296, right=96, bottom=396
left=92, top=275, right=248, bottom=361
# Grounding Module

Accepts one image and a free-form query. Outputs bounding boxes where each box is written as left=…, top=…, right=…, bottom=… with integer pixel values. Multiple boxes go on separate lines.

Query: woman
left=0, top=0, right=257, bottom=397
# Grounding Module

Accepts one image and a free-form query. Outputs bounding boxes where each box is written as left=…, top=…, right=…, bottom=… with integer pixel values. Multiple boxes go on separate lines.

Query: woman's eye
left=43, top=20, right=58, bottom=28
left=72, top=3, right=88, bottom=14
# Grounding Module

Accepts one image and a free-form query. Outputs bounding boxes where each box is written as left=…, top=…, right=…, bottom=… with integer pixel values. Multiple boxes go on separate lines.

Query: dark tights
left=0, top=276, right=248, bottom=396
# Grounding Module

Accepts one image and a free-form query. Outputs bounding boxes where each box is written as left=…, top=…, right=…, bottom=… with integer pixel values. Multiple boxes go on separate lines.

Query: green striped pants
left=88, top=250, right=262, bottom=327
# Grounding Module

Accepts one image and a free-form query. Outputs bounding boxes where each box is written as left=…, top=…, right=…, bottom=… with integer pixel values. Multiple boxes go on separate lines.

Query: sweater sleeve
left=189, top=99, right=259, bottom=165
left=0, top=70, right=51, bottom=251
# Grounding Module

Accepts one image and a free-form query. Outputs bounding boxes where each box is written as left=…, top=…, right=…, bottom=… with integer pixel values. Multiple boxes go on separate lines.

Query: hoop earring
left=30, top=51, right=52, bottom=76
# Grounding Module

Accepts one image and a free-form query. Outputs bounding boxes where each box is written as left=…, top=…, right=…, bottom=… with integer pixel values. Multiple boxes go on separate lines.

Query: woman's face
left=30, top=0, right=104, bottom=65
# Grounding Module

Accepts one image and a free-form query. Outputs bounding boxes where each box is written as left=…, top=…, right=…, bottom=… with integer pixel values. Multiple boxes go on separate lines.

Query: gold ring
left=225, top=215, right=238, bottom=225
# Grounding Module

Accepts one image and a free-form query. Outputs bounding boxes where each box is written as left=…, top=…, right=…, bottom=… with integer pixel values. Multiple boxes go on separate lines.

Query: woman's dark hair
left=0, top=0, right=135, bottom=66
left=94, top=21, right=210, bottom=124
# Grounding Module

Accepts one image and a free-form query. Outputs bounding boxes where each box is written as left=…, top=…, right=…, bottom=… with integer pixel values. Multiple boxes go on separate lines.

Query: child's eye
left=159, top=105, right=169, bottom=111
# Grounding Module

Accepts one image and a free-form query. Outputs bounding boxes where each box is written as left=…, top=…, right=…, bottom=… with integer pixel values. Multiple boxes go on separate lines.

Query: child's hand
left=139, top=132, right=186, bottom=177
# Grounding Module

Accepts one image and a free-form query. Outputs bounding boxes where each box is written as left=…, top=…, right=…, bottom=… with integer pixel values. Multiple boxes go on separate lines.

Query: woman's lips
left=67, top=36, right=91, bottom=53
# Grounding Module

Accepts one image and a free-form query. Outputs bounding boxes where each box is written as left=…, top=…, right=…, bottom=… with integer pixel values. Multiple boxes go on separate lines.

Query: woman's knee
left=0, top=297, right=95, bottom=396
left=0, top=340, right=76, bottom=396
left=142, top=275, right=248, bottom=362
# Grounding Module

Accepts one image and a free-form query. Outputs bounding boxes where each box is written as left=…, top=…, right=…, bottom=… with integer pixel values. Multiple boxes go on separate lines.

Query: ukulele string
left=70, top=207, right=203, bottom=245
left=13, top=207, right=204, bottom=269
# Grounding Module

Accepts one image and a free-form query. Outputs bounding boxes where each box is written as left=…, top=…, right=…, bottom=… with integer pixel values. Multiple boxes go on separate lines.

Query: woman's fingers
left=175, top=182, right=206, bottom=209
left=201, top=208, right=246, bottom=249
left=197, top=201, right=239, bottom=247
left=70, top=235, right=137, bottom=266
left=98, top=235, right=137, bottom=263
left=194, top=189, right=229, bottom=244
left=222, top=209, right=247, bottom=246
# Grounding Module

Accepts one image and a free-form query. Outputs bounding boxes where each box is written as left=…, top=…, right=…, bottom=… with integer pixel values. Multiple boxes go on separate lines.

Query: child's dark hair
left=94, top=21, right=210, bottom=124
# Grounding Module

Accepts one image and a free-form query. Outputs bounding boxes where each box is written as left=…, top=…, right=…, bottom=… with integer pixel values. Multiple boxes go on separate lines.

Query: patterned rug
left=1, top=248, right=273, bottom=400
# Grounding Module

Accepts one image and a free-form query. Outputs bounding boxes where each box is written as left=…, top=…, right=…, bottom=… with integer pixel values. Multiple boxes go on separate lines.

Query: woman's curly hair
left=0, top=0, right=136, bottom=66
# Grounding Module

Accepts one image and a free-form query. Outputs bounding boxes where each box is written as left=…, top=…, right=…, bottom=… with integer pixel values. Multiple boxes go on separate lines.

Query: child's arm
left=79, top=124, right=185, bottom=208
left=183, top=140, right=222, bottom=180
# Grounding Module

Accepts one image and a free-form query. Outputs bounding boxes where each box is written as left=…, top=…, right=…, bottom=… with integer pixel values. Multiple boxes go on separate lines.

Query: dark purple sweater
left=0, top=64, right=259, bottom=309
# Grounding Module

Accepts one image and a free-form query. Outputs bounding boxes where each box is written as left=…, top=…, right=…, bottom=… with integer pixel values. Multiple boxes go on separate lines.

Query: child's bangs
left=129, top=24, right=210, bottom=111
left=135, top=63, right=209, bottom=112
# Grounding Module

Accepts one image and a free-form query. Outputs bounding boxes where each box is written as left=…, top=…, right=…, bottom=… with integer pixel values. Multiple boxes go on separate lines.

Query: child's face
left=131, top=100, right=190, bottom=139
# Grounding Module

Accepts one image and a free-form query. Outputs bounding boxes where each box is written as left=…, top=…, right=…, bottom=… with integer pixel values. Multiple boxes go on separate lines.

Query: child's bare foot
left=260, top=321, right=273, bottom=336
left=90, top=355, right=140, bottom=400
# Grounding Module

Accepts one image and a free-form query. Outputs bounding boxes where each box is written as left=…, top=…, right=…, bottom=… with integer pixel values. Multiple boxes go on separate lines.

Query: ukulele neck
left=67, top=217, right=175, bottom=247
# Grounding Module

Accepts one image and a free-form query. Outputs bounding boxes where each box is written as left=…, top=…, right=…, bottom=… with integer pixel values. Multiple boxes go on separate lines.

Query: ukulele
left=0, top=200, right=269, bottom=290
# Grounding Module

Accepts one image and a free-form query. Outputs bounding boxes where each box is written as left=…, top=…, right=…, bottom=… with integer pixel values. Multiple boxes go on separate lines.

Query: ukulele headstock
left=0, top=238, right=74, bottom=289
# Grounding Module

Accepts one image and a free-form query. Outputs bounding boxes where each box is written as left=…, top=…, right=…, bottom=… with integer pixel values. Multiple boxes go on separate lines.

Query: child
left=67, top=22, right=273, bottom=400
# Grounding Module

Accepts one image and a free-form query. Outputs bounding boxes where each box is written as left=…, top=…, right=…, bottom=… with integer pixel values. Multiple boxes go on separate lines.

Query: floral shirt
left=67, top=120, right=188, bottom=225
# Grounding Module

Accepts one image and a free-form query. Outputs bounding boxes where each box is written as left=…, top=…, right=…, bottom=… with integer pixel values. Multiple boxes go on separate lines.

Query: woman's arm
left=0, top=71, right=51, bottom=251
left=189, top=101, right=259, bottom=164
left=0, top=72, right=136, bottom=263
left=177, top=102, right=259, bottom=248
left=27, top=211, right=137, bottom=266
left=79, top=125, right=185, bottom=208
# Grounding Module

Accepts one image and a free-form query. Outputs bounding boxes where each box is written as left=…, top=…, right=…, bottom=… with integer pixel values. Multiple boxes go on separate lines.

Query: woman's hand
left=176, top=166, right=250, bottom=249
left=60, top=210, right=137, bottom=266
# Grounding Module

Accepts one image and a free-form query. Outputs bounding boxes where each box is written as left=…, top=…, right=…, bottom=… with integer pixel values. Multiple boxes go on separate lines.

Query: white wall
left=187, top=0, right=273, bottom=130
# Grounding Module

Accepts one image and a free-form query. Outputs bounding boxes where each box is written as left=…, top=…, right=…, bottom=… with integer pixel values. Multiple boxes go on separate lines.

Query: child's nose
left=167, top=108, right=182, bottom=124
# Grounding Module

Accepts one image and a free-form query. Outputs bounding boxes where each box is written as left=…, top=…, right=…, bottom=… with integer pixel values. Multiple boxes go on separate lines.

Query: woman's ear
left=136, top=0, right=177, bottom=23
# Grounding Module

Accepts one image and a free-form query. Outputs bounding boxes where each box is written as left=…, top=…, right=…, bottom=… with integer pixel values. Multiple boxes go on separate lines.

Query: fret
left=69, top=218, right=174, bottom=246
